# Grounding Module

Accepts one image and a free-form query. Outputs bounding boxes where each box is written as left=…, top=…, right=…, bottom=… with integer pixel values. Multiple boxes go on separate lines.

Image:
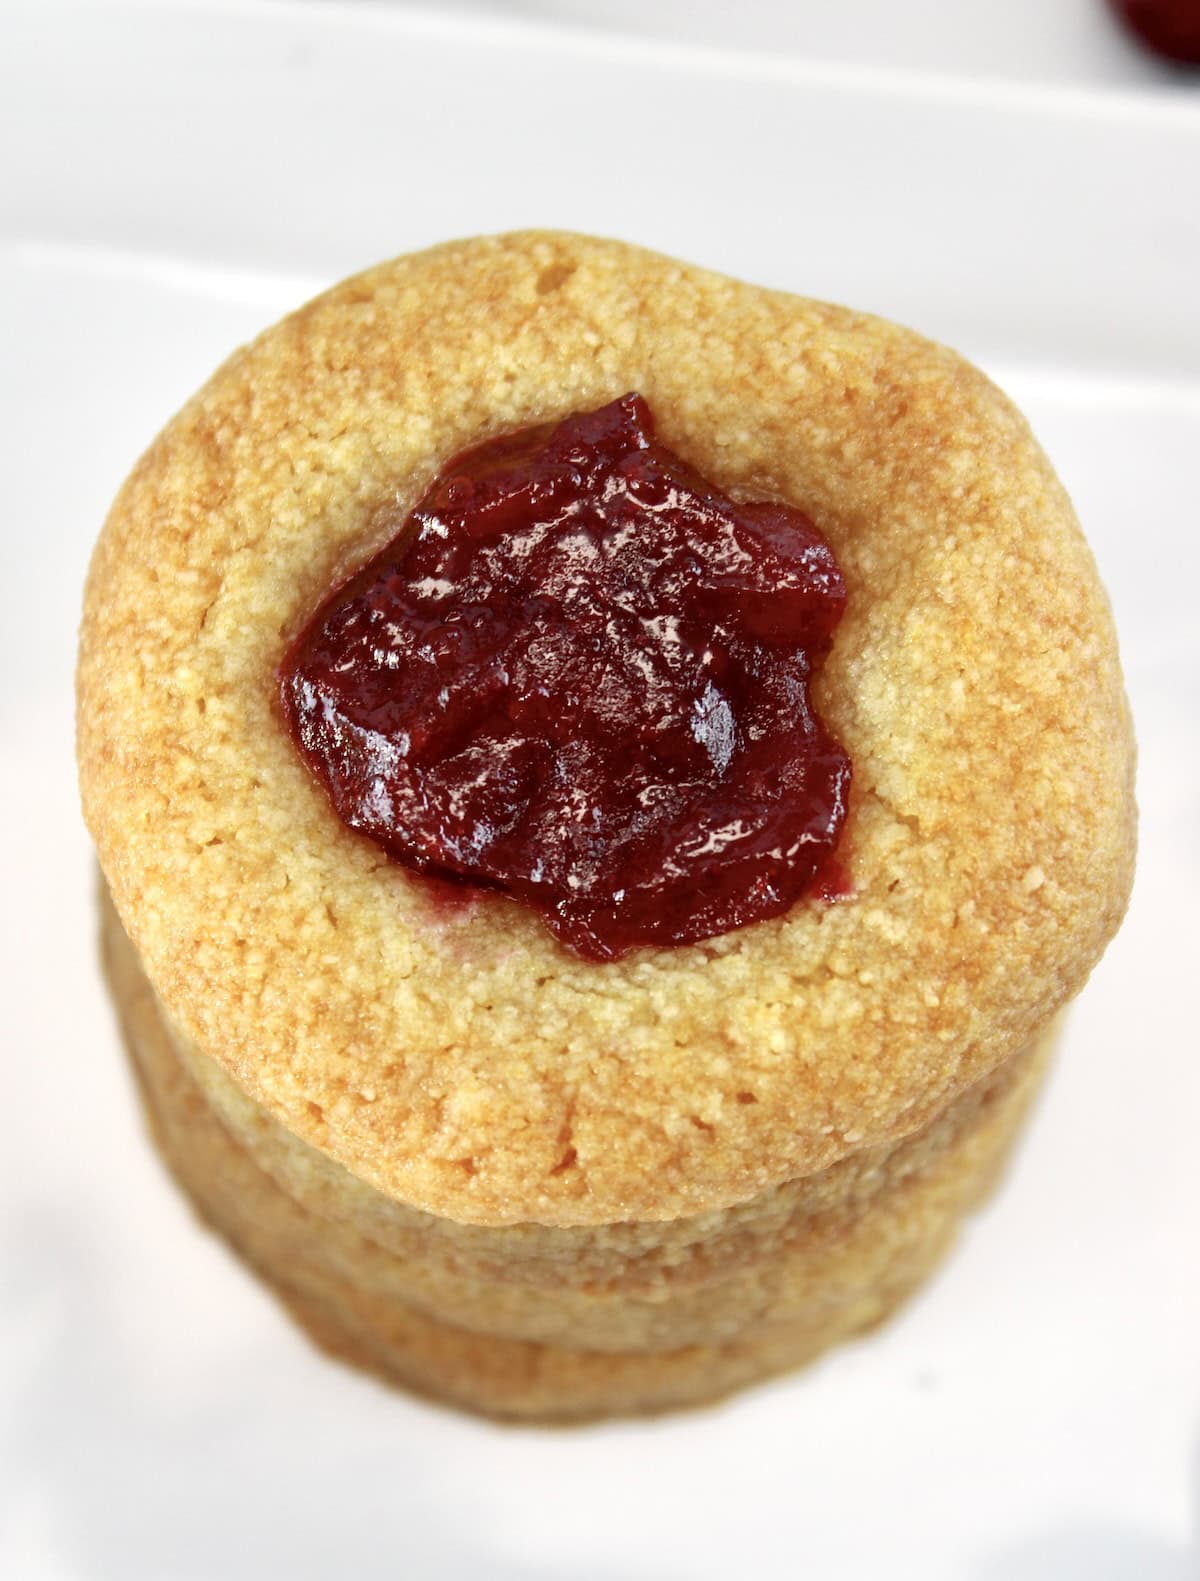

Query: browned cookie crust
left=103, top=884, right=1053, bottom=1420
left=78, top=233, right=1135, bottom=1416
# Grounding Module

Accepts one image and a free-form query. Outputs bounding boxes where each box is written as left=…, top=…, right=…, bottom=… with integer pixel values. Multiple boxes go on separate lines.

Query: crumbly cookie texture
left=78, top=231, right=1135, bottom=1229
left=103, top=887, right=1052, bottom=1419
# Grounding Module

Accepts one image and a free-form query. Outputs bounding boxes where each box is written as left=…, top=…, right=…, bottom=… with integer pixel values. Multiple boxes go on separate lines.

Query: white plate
left=2, top=4, right=1198, bottom=1578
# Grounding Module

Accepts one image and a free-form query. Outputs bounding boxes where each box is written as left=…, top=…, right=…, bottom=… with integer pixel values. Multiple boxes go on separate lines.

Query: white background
left=421, top=0, right=1200, bottom=89
left=2, top=3, right=1198, bottom=1578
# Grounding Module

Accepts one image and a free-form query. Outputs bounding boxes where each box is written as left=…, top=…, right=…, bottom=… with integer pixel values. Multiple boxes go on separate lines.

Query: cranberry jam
left=280, top=394, right=850, bottom=960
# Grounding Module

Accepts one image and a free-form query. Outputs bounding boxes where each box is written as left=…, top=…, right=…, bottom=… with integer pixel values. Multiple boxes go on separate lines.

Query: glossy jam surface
left=280, top=394, right=850, bottom=959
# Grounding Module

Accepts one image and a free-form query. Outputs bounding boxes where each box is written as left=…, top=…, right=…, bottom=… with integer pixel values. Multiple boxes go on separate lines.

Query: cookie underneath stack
left=79, top=234, right=1135, bottom=1420
left=104, top=886, right=1054, bottom=1420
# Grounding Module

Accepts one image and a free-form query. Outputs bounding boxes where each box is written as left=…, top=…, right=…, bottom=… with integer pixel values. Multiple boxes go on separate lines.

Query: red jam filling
left=1108, top=0, right=1200, bottom=65
left=279, top=394, right=850, bottom=960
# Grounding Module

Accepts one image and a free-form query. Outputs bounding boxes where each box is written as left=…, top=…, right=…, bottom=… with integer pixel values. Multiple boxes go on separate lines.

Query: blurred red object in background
left=1108, top=0, right=1200, bottom=64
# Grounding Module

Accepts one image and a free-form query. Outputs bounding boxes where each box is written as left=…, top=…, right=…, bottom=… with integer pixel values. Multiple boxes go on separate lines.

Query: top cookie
left=77, top=232, right=1136, bottom=1227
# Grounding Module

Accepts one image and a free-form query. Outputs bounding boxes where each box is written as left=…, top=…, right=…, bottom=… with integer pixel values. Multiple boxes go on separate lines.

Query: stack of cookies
left=78, top=234, right=1135, bottom=1420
